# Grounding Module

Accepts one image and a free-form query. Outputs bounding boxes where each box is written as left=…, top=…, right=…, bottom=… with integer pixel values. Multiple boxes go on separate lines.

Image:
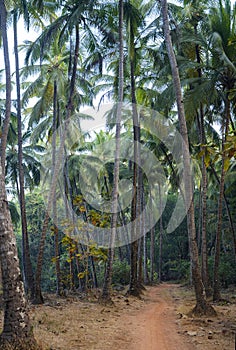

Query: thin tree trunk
left=161, top=0, right=215, bottom=315
left=150, top=227, right=155, bottom=283
left=13, top=10, right=35, bottom=299
left=0, top=1, right=11, bottom=174
left=158, top=183, right=163, bottom=284
left=149, top=190, right=154, bottom=284
left=128, top=25, right=142, bottom=297
left=100, top=0, right=124, bottom=303
left=194, top=30, right=211, bottom=297
left=143, top=231, right=148, bottom=284
left=213, top=99, right=230, bottom=301
left=52, top=80, right=63, bottom=296
left=138, top=238, right=144, bottom=287
left=200, top=154, right=211, bottom=296
left=195, top=107, right=211, bottom=296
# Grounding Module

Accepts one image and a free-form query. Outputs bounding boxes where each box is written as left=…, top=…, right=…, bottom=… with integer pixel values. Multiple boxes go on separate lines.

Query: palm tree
left=175, top=0, right=215, bottom=297
left=123, top=0, right=145, bottom=297
left=161, top=0, right=216, bottom=315
left=12, top=2, right=35, bottom=298
left=208, top=0, right=236, bottom=301
left=32, top=17, right=86, bottom=304
left=0, top=0, right=41, bottom=348
left=100, top=0, right=124, bottom=303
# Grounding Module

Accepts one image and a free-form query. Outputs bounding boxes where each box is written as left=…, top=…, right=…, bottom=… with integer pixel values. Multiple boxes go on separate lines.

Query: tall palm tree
left=12, top=2, right=35, bottom=298
left=161, top=0, right=216, bottom=315
left=32, top=19, right=86, bottom=304
left=0, top=0, right=41, bottom=348
left=178, top=0, right=212, bottom=296
left=100, top=0, right=124, bottom=303
left=124, top=0, right=145, bottom=296
left=209, top=0, right=236, bottom=301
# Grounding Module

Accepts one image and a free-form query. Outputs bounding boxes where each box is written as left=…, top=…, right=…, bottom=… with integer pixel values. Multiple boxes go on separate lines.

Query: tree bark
left=0, top=163, right=41, bottom=349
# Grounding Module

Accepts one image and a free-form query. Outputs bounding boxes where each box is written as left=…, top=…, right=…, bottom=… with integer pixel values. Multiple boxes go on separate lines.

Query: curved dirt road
left=124, top=284, right=193, bottom=350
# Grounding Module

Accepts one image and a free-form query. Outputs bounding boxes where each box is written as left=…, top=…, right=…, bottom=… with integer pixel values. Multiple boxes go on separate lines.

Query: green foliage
left=162, top=259, right=190, bottom=282
left=112, top=259, right=130, bottom=285
left=208, top=253, right=236, bottom=288
left=96, top=259, right=130, bottom=287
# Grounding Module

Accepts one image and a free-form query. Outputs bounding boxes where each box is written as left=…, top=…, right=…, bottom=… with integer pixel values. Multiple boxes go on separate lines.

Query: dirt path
left=31, top=283, right=235, bottom=349
left=121, top=284, right=193, bottom=350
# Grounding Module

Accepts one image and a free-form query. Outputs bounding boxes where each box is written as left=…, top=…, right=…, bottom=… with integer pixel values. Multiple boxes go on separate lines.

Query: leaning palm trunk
left=161, top=0, right=215, bottom=315
left=100, top=0, right=124, bottom=303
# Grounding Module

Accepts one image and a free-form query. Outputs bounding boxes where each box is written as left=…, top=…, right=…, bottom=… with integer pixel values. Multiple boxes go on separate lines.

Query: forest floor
left=6, top=283, right=236, bottom=349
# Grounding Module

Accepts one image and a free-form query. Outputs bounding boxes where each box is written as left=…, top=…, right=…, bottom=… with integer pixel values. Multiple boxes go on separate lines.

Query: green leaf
left=224, top=158, right=230, bottom=172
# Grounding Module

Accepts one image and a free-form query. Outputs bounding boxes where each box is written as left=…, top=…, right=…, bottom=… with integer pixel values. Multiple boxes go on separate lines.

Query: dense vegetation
left=0, top=0, right=236, bottom=348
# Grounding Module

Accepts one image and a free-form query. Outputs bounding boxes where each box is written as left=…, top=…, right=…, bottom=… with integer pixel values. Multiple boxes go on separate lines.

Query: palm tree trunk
left=138, top=238, right=144, bottom=287
left=195, top=107, right=211, bottom=296
left=200, top=152, right=211, bottom=296
left=52, top=80, right=63, bottom=296
left=149, top=191, right=154, bottom=284
left=213, top=99, right=230, bottom=301
left=161, top=0, right=215, bottom=315
left=143, top=231, right=149, bottom=284
left=128, top=25, right=142, bottom=297
left=100, top=0, right=124, bottom=303
left=0, top=163, right=41, bottom=349
left=158, top=183, right=163, bottom=283
left=150, top=227, right=155, bottom=283
left=0, top=1, right=11, bottom=174
left=0, top=2, right=40, bottom=348
left=194, top=29, right=211, bottom=297
left=13, top=10, right=35, bottom=300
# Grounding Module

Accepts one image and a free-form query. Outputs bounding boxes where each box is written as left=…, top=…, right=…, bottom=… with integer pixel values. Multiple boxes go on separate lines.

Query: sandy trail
left=123, top=284, right=193, bottom=350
